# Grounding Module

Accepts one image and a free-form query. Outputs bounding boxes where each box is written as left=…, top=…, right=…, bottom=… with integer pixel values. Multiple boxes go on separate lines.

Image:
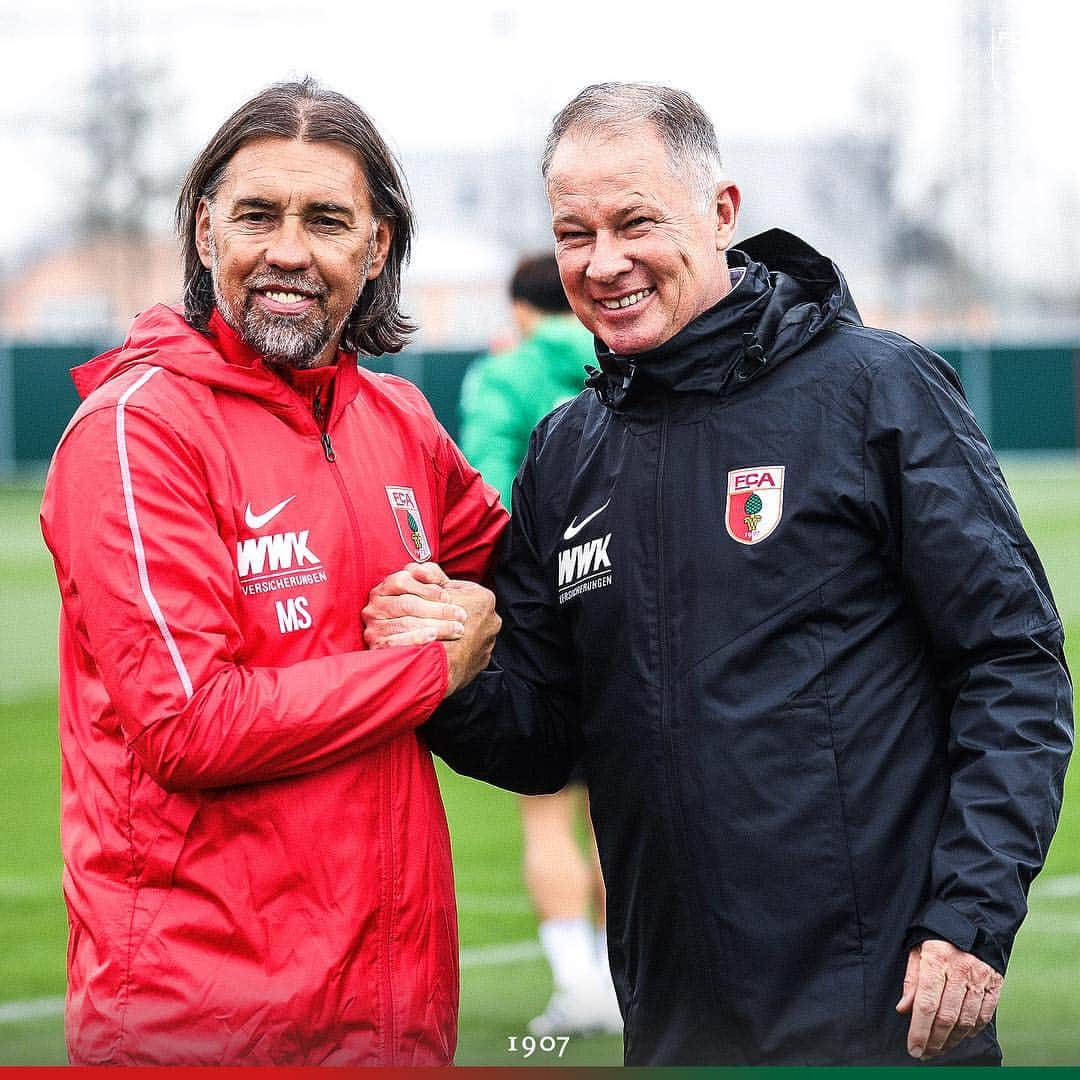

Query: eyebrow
left=231, top=197, right=277, bottom=213
left=229, top=197, right=356, bottom=222
left=307, top=201, right=356, bottom=222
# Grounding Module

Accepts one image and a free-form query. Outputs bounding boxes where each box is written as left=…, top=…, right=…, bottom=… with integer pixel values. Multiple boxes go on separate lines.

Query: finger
left=955, top=983, right=985, bottom=1037
left=907, top=959, right=947, bottom=1059
left=364, top=593, right=469, bottom=623
left=404, top=561, right=450, bottom=586
left=896, top=948, right=921, bottom=1014
left=976, top=977, right=1003, bottom=1030
left=368, top=627, right=445, bottom=649
left=370, top=568, right=448, bottom=601
left=363, top=617, right=464, bottom=647
left=924, top=980, right=967, bottom=1054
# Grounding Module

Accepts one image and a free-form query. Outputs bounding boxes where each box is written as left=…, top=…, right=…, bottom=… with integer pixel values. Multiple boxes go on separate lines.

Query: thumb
left=896, top=947, right=920, bottom=1013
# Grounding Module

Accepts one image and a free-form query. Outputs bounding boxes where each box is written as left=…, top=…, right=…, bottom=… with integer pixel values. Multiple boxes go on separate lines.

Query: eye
left=236, top=211, right=274, bottom=229
left=625, top=216, right=653, bottom=230
left=312, top=217, right=347, bottom=231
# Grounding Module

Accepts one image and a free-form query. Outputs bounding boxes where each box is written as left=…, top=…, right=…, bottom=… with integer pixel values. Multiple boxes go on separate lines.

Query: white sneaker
left=528, top=979, right=623, bottom=1037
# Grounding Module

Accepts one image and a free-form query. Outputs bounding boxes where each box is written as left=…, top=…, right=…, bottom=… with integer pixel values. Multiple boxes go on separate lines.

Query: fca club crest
left=726, top=466, right=785, bottom=545
left=385, top=486, right=432, bottom=561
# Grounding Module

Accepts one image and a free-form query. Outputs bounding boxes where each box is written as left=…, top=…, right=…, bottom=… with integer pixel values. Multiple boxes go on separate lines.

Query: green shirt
left=458, top=315, right=595, bottom=507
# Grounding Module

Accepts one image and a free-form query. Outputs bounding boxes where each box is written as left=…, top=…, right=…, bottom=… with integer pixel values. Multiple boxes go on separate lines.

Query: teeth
left=266, top=291, right=308, bottom=304
left=599, top=288, right=653, bottom=311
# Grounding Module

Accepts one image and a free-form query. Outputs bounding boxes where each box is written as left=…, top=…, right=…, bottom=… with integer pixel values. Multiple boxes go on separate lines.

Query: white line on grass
left=1021, top=914, right=1080, bottom=934
left=0, top=875, right=61, bottom=900
left=459, top=940, right=542, bottom=969
left=456, top=894, right=534, bottom=915
left=0, top=996, right=65, bottom=1024
left=1031, top=874, right=1080, bottom=899
left=0, top=940, right=543, bottom=1025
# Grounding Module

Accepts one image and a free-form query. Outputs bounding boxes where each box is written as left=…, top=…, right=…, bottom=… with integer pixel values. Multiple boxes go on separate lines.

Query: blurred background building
left=1, top=0, right=1078, bottom=468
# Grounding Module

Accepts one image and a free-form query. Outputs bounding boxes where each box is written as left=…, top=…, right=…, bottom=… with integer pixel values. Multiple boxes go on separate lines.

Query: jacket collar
left=73, top=305, right=361, bottom=431
left=584, top=230, right=858, bottom=410
left=587, top=255, right=772, bottom=407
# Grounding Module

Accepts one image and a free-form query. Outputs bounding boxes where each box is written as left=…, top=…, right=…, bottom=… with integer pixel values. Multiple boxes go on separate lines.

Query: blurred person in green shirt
left=459, top=252, right=622, bottom=1038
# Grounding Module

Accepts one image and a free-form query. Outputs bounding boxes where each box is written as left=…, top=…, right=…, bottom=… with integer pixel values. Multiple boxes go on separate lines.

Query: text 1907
left=506, top=1034, right=570, bottom=1058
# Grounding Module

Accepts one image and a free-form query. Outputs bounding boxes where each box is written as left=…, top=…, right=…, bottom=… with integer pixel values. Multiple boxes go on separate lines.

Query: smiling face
left=547, top=122, right=739, bottom=356
left=195, top=136, right=392, bottom=368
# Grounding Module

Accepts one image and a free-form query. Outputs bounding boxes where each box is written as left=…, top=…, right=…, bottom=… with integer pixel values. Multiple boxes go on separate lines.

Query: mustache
left=244, top=270, right=328, bottom=299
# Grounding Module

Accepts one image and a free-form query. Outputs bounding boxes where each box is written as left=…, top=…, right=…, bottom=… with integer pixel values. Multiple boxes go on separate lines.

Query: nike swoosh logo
left=563, top=499, right=611, bottom=541
left=244, top=496, right=296, bottom=530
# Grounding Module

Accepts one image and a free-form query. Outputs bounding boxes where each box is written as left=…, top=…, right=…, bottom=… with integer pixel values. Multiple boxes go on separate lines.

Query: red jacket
left=39, top=306, right=507, bottom=1065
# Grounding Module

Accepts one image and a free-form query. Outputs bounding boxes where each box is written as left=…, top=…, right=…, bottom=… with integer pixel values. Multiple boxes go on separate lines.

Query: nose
left=264, top=214, right=313, bottom=272
left=586, top=230, right=633, bottom=284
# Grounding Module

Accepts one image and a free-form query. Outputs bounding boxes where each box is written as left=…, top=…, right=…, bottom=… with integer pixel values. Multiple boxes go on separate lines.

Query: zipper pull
left=322, top=432, right=337, bottom=462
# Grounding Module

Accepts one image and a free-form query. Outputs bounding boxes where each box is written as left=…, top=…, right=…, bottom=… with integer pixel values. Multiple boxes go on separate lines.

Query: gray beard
left=208, top=230, right=375, bottom=370
left=230, top=299, right=334, bottom=371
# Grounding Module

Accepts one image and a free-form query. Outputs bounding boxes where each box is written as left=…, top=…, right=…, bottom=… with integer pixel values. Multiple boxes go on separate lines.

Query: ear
left=714, top=182, right=741, bottom=251
left=365, top=219, right=393, bottom=281
left=195, top=198, right=213, bottom=269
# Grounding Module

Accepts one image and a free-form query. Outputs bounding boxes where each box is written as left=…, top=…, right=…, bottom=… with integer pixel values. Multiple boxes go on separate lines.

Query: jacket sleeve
left=433, top=421, right=509, bottom=586
left=859, top=342, right=1073, bottom=973
left=421, top=427, right=584, bottom=793
left=41, top=404, right=449, bottom=793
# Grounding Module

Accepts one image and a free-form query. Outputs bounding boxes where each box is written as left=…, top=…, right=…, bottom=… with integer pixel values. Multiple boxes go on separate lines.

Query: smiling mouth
left=263, top=290, right=314, bottom=304
left=251, top=286, right=323, bottom=315
left=597, top=287, right=654, bottom=311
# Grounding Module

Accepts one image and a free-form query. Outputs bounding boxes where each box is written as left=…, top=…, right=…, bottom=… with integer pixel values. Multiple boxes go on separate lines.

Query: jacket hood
left=71, top=304, right=350, bottom=408
left=587, top=229, right=861, bottom=408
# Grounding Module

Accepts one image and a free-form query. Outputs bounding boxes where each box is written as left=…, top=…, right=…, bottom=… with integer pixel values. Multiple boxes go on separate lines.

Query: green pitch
left=1, top=458, right=1078, bottom=1065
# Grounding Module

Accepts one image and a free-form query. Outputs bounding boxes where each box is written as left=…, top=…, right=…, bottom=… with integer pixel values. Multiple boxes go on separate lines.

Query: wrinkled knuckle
left=915, top=997, right=940, bottom=1018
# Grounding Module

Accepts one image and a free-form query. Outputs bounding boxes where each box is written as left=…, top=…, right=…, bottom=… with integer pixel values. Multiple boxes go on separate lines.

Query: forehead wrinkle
left=220, top=142, right=371, bottom=217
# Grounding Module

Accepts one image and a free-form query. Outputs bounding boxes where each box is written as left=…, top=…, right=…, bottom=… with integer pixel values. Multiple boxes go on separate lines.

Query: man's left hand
left=896, top=938, right=1003, bottom=1060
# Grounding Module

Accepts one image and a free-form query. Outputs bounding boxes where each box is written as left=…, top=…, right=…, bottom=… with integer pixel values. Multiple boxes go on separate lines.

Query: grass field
left=1, top=457, right=1077, bottom=1066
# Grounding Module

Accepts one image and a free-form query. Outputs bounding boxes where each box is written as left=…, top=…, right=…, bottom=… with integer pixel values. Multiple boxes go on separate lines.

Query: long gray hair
left=176, top=77, right=415, bottom=356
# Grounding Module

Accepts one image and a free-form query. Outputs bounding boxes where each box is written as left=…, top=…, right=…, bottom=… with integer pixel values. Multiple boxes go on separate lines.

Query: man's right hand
left=362, top=562, right=501, bottom=698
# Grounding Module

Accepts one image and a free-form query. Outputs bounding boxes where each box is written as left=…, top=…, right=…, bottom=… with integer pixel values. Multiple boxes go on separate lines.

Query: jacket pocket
left=670, top=680, right=867, bottom=1060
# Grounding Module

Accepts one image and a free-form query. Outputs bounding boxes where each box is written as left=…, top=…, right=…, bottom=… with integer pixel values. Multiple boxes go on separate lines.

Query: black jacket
left=424, top=230, right=1073, bottom=1065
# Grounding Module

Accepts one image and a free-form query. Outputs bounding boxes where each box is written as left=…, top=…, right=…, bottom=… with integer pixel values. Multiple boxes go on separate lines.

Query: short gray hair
left=541, top=82, right=724, bottom=202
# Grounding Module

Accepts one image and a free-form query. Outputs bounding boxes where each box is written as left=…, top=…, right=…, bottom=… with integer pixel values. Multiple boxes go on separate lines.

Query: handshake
left=362, top=562, right=501, bottom=698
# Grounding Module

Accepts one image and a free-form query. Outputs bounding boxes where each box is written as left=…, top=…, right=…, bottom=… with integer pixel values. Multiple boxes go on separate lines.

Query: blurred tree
left=73, top=58, right=183, bottom=242
left=813, top=58, right=982, bottom=332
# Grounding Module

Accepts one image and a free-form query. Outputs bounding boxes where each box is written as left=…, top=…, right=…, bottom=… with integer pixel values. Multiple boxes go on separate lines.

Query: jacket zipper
left=654, top=408, right=725, bottom=1020
left=315, top=412, right=396, bottom=1056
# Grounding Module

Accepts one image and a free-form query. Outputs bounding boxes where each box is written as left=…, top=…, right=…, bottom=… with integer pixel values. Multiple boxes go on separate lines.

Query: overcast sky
left=1, top=0, right=1077, bottom=265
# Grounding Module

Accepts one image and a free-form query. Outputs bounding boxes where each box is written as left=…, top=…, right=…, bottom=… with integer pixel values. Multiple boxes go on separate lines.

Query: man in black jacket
left=362, top=83, right=1072, bottom=1066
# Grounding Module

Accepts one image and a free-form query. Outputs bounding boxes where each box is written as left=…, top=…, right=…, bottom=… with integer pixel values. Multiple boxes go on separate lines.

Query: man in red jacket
left=40, top=78, right=505, bottom=1066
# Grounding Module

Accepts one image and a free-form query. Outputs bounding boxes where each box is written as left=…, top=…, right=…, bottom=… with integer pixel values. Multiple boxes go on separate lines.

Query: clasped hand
left=362, top=561, right=500, bottom=697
